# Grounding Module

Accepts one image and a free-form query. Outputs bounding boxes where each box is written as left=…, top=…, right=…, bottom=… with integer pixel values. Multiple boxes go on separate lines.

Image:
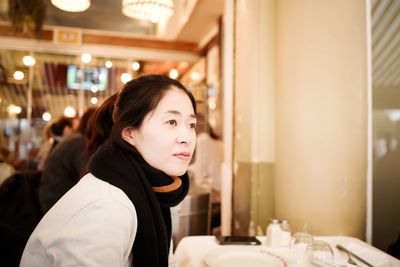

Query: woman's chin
left=165, top=168, right=187, bottom=177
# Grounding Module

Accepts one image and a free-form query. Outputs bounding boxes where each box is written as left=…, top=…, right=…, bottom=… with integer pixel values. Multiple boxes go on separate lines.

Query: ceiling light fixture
left=13, top=71, right=24, bottom=81
left=51, top=0, right=91, bottom=12
left=23, top=55, right=36, bottom=67
left=122, top=0, right=174, bottom=23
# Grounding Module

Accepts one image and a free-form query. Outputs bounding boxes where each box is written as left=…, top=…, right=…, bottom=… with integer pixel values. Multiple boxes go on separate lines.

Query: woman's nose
left=177, top=126, right=194, bottom=144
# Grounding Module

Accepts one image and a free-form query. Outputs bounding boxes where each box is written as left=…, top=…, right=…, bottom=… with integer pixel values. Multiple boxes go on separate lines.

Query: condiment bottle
left=265, top=219, right=281, bottom=247
left=280, top=219, right=291, bottom=246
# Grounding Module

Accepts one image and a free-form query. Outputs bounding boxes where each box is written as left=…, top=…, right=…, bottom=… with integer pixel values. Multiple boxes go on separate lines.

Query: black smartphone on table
left=215, top=235, right=261, bottom=245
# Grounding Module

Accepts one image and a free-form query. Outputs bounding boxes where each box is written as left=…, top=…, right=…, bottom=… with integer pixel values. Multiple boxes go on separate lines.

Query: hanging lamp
left=51, top=0, right=91, bottom=12
left=122, top=0, right=174, bottom=23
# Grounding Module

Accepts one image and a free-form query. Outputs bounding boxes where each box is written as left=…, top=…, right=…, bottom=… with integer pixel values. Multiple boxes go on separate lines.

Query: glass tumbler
left=290, top=232, right=314, bottom=266
left=307, top=240, right=334, bottom=266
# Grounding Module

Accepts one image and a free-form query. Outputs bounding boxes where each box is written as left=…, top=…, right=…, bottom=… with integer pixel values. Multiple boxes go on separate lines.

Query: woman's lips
left=173, top=152, right=191, bottom=160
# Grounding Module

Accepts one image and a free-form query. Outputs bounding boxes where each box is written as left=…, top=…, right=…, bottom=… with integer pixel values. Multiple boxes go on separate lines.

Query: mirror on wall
left=0, top=48, right=198, bottom=169
left=371, top=0, right=400, bottom=253
left=0, top=45, right=224, bottom=181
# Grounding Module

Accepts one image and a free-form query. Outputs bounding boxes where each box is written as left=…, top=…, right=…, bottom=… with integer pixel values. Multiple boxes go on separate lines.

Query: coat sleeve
left=45, top=198, right=137, bottom=267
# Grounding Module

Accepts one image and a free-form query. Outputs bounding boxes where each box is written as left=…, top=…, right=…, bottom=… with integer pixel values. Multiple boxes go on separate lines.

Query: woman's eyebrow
left=165, top=110, right=197, bottom=119
left=165, top=110, right=180, bottom=115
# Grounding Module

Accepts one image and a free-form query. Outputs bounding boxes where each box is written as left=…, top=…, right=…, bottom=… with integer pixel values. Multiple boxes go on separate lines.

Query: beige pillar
left=275, top=0, right=368, bottom=238
left=233, top=0, right=276, bottom=235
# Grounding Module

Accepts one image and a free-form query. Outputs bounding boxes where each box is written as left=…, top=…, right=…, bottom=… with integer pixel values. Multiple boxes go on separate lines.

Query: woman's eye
left=189, top=123, right=196, bottom=129
left=167, top=120, right=177, bottom=126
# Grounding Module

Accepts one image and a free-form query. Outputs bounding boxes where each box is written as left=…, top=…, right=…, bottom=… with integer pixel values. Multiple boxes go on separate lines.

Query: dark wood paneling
left=0, top=25, right=53, bottom=40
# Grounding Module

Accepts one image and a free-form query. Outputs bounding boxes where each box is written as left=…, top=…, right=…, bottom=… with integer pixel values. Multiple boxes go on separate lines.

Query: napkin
left=344, top=243, right=392, bottom=267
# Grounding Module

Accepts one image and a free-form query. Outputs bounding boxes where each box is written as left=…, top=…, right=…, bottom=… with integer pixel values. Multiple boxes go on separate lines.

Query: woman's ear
left=121, top=127, right=135, bottom=146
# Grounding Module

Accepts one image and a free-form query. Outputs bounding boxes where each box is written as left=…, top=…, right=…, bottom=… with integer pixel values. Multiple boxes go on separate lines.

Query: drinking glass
left=307, top=240, right=334, bottom=266
left=290, top=232, right=314, bottom=266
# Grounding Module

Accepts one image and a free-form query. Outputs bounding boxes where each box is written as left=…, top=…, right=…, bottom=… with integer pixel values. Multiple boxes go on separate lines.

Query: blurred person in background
left=0, top=147, right=15, bottom=185
left=38, top=108, right=95, bottom=213
left=51, top=116, right=76, bottom=139
left=49, top=116, right=78, bottom=151
left=188, top=113, right=223, bottom=233
left=36, top=123, right=55, bottom=171
left=37, top=116, right=78, bottom=172
left=188, top=113, right=223, bottom=194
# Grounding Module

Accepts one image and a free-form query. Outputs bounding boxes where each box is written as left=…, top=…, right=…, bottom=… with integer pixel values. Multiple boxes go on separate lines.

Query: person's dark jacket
left=39, top=133, right=88, bottom=213
left=0, top=170, right=42, bottom=266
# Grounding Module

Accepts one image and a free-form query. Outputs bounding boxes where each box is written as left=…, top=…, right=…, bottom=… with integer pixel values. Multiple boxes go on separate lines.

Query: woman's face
left=125, top=87, right=197, bottom=176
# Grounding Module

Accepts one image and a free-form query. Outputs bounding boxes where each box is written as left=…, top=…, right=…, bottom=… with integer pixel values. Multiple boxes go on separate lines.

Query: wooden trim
left=0, top=25, right=199, bottom=53
left=83, top=33, right=198, bottom=52
left=0, top=25, right=53, bottom=40
left=197, top=17, right=222, bottom=57
left=198, top=34, right=220, bottom=56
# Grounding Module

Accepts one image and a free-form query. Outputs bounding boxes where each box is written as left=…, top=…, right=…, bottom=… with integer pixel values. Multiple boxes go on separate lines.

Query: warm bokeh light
left=13, top=71, right=24, bottom=80
left=90, top=97, right=98, bottom=105
left=105, top=60, right=113, bottom=68
left=208, top=101, right=216, bottom=110
left=120, top=73, right=132, bottom=84
left=132, top=61, right=140, bottom=71
left=98, top=73, right=106, bottom=82
left=91, top=85, right=99, bottom=93
left=23, top=55, right=36, bottom=66
left=7, top=104, right=22, bottom=114
left=169, top=68, right=179, bottom=79
left=42, top=111, right=52, bottom=121
left=64, top=106, right=77, bottom=117
left=81, top=53, right=92, bottom=64
left=190, top=71, right=201, bottom=81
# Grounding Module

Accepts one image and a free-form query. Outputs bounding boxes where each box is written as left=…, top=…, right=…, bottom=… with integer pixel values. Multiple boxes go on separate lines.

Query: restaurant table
left=175, top=235, right=400, bottom=267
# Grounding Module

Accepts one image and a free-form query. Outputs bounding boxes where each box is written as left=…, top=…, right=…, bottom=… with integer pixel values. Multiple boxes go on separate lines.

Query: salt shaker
left=248, top=220, right=256, bottom=236
left=265, top=219, right=281, bottom=247
left=280, top=219, right=291, bottom=247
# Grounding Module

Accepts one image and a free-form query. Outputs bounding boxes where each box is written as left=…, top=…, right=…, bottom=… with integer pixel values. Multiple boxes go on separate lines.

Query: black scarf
left=87, top=140, right=189, bottom=267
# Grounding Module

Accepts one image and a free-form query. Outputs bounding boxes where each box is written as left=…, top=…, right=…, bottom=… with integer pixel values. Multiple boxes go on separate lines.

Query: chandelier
left=122, top=0, right=174, bottom=23
left=51, top=0, right=91, bottom=12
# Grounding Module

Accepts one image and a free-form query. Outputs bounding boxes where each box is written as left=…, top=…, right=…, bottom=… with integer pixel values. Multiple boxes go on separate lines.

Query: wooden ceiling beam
left=0, top=25, right=53, bottom=40
left=0, top=25, right=199, bottom=53
left=83, top=33, right=198, bottom=53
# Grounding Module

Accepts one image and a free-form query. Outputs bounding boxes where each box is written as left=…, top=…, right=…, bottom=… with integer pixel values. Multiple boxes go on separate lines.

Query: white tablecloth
left=175, top=235, right=400, bottom=267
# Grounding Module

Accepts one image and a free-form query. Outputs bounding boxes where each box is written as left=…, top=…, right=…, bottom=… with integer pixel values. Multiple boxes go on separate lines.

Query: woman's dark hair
left=85, top=93, right=118, bottom=156
left=50, top=116, right=74, bottom=136
left=77, top=107, right=96, bottom=135
left=86, top=74, right=196, bottom=154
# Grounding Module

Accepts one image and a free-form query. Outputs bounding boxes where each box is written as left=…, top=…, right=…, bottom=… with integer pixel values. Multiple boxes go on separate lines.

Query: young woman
left=20, top=74, right=197, bottom=267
